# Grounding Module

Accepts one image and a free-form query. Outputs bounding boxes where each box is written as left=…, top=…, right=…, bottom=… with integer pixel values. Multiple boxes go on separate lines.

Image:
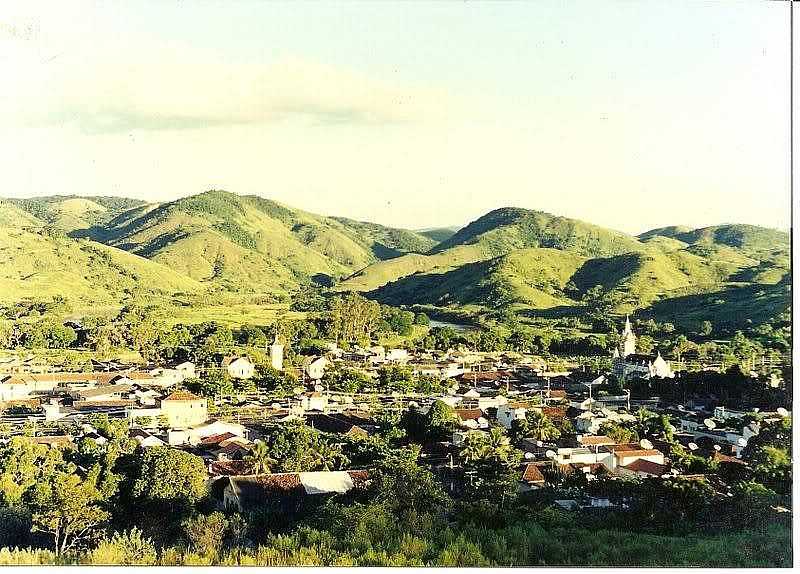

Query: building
left=160, top=390, right=208, bottom=429
left=611, top=318, right=674, bottom=380
left=270, top=336, right=284, bottom=371
left=222, top=356, right=255, bottom=380
left=304, top=357, right=329, bottom=381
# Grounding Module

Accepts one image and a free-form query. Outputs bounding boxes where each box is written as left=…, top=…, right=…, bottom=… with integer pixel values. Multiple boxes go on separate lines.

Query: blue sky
left=0, top=1, right=791, bottom=233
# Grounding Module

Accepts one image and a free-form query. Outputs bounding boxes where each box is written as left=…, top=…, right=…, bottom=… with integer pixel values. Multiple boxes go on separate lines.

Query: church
left=611, top=316, right=674, bottom=380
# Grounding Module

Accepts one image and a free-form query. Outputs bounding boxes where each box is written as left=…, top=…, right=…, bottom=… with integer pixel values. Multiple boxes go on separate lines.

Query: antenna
left=713, top=444, right=721, bottom=451
left=736, top=437, right=748, bottom=447
left=524, top=452, right=534, bottom=460
left=536, top=440, right=543, bottom=447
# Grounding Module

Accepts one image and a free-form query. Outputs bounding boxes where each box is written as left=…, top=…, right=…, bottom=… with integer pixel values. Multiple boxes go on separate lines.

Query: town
left=0, top=304, right=790, bottom=565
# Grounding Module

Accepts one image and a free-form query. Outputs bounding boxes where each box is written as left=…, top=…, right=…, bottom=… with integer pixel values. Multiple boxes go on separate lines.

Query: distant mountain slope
left=4, top=195, right=148, bottom=233
left=639, top=224, right=789, bottom=258
left=340, top=207, right=646, bottom=293
left=417, top=227, right=459, bottom=243
left=330, top=216, right=438, bottom=257
left=0, top=226, right=200, bottom=308
left=433, top=207, right=644, bottom=257
left=371, top=248, right=586, bottom=310
left=85, top=190, right=437, bottom=292
left=0, top=200, right=43, bottom=227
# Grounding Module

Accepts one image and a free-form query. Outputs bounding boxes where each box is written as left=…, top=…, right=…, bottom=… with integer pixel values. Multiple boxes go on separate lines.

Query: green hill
left=640, top=224, right=789, bottom=258
left=4, top=195, right=148, bottom=234
left=85, top=190, right=438, bottom=293
left=0, top=226, right=201, bottom=310
left=433, top=207, right=644, bottom=257
left=0, top=200, right=43, bottom=227
left=340, top=207, right=646, bottom=293
left=371, top=248, right=585, bottom=310
left=418, top=227, right=459, bottom=243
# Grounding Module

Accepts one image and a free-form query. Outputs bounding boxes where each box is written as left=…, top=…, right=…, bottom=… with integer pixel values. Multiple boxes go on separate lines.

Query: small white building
left=223, top=356, right=255, bottom=380
left=385, top=349, right=409, bottom=363
left=305, top=357, right=329, bottom=381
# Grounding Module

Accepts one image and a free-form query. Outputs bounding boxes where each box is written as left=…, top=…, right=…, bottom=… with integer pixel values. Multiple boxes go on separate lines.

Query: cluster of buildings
left=0, top=318, right=787, bottom=515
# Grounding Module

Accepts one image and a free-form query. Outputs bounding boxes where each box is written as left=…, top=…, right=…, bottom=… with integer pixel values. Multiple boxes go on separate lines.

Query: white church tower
left=619, top=315, right=637, bottom=357
left=269, top=334, right=284, bottom=371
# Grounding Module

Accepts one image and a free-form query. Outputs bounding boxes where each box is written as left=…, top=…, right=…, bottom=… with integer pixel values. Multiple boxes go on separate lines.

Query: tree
left=89, top=527, right=157, bottom=565
left=424, top=400, right=458, bottom=440
left=372, top=447, right=451, bottom=517
left=132, top=447, right=207, bottom=511
left=598, top=421, right=638, bottom=444
left=30, top=469, right=110, bottom=555
left=0, top=438, right=64, bottom=506
left=523, top=410, right=561, bottom=442
left=244, top=441, right=276, bottom=475
left=182, top=512, right=229, bottom=557
left=459, top=427, right=521, bottom=506
left=700, top=320, right=713, bottom=337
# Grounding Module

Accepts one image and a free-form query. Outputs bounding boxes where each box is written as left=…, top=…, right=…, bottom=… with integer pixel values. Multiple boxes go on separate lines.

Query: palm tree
left=526, top=411, right=561, bottom=442
left=459, top=432, right=490, bottom=464
left=312, top=440, right=349, bottom=471
left=485, top=426, right=513, bottom=461
left=244, top=440, right=276, bottom=475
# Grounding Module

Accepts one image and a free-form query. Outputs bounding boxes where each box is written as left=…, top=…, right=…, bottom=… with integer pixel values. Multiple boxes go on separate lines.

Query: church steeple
left=619, top=315, right=636, bottom=358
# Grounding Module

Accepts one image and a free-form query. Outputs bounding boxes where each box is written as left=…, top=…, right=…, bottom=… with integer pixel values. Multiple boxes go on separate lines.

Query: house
left=304, top=357, right=329, bottom=381
left=300, top=392, right=328, bottom=412
left=71, top=383, right=133, bottom=402
left=619, top=458, right=670, bottom=478
left=455, top=409, right=489, bottom=429
left=520, top=463, right=547, bottom=489
left=129, top=428, right=166, bottom=448
left=496, top=404, right=527, bottom=429
left=222, top=356, right=255, bottom=379
left=172, top=361, right=196, bottom=379
left=610, top=445, right=666, bottom=469
left=385, top=349, right=409, bottom=363
left=218, top=470, right=370, bottom=512
left=0, top=375, right=33, bottom=401
left=160, top=390, right=208, bottom=429
left=306, top=413, right=375, bottom=436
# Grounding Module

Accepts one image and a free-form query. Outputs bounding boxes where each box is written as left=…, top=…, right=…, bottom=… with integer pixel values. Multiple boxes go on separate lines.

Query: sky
left=0, top=1, right=791, bottom=234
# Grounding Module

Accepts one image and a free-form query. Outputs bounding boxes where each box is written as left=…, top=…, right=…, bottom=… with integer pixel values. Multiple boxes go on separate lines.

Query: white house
left=304, top=357, right=329, bottom=380
left=222, top=356, right=255, bottom=380
left=173, top=361, right=196, bottom=379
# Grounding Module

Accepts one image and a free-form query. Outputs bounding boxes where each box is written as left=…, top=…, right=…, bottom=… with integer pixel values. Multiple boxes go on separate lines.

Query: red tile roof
left=521, top=463, right=546, bottom=483
left=455, top=409, right=483, bottom=421
left=579, top=435, right=616, bottom=446
left=623, top=459, right=669, bottom=476
left=162, top=390, right=203, bottom=402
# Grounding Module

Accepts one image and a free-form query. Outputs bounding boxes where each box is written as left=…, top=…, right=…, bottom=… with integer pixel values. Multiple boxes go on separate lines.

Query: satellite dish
left=293, top=387, right=304, bottom=395
left=737, top=437, right=748, bottom=447
left=677, top=405, right=685, bottom=411
left=639, top=439, right=653, bottom=450
left=545, top=450, right=556, bottom=459
left=777, top=407, right=789, bottom=417
left=524, top=452, right=534, bottom=460
left=536, top=440, right=543, bottom=447
left=688, top=442, right=699, bottom=451
left=703, top=418, right=716, bottom=430
left=314, top=384, right=324, bottom=392
left=713, top=444, right=721, bottom=451
left=271, top=402, right=281, bottom=409
left=753, top=408, right=760, bottom=413
left=591, top=375, right=605, bottom=385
